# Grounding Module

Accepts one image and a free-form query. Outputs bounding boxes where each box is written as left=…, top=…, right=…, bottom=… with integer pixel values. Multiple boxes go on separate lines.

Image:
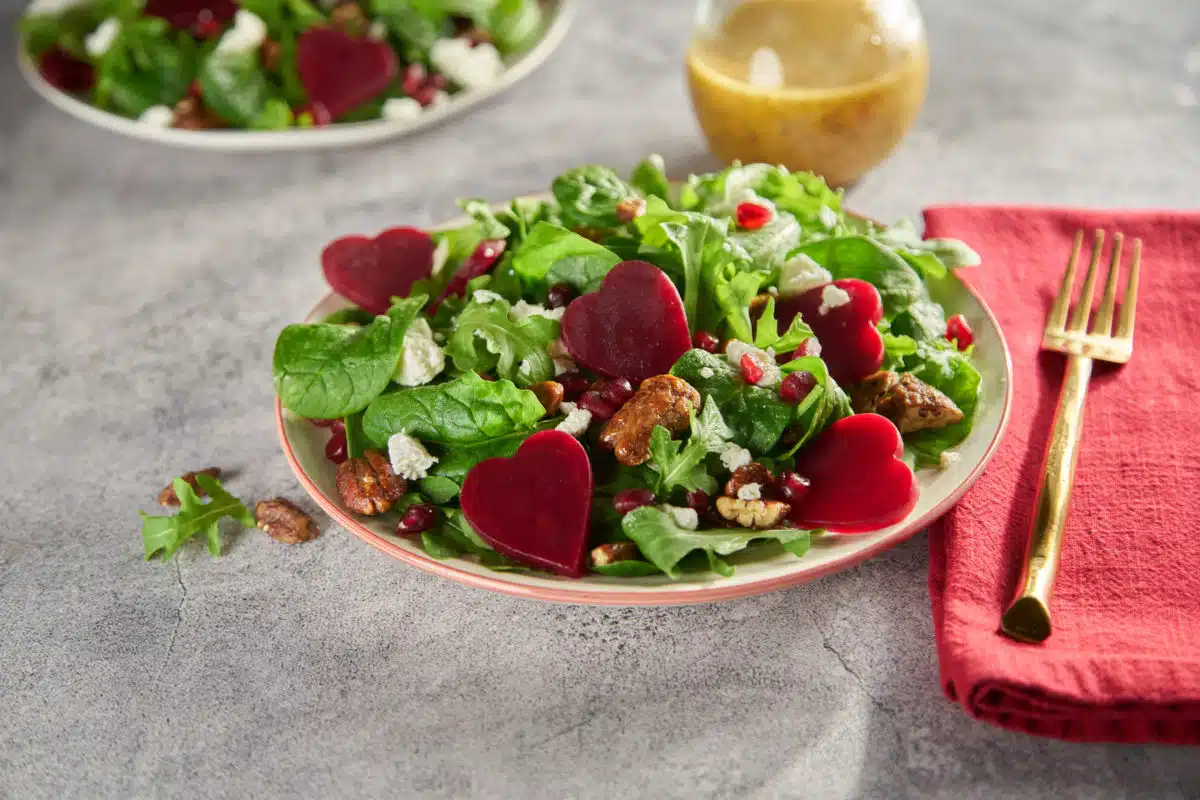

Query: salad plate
left=274, top=161, right=1012, bottom=605
left=17, top=0, right=575, bottom=151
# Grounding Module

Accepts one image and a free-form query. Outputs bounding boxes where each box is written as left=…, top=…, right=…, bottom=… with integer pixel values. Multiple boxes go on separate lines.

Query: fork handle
left=1001, top=354, right=1093, bottom=643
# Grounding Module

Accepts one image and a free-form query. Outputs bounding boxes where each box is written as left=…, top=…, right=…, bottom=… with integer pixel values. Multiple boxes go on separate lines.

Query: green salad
left=272, top=156, right=983, bottom=579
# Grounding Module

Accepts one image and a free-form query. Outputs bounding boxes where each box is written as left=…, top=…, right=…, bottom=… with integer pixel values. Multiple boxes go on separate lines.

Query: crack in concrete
left=153, top=559, right=187, bottom=685
left=521, top=711, right=598, bottom=754
left=810, top=608, right=891, bottom=714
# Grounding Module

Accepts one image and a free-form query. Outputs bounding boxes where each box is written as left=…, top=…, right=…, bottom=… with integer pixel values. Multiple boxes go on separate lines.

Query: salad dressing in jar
left=686, top=0, right=929, bottom=186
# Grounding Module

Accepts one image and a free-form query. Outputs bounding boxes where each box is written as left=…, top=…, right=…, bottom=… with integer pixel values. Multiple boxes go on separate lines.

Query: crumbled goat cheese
left=85, top=17, right=120, bottom=58
left=393, top=318, right=445, bottom=386
left=381, top=97, right=422, bottom=122
left=818, top=283, right=851, bottom=315
left=939, top=451, right=961, bottom=470
left=472, top=289, right=506, bottom=304
left=387, top=433, right=438, bottom=480
left=430, top=38, right=503, bottom=90
left=367, top=19, right=387, bottom=40
left=725, top=339, right=781, bottom=388
left=664, top=505, right=699, bottom=530
left=700, top=367, right=715, bottom=379
left=720, top=443, right=752, bottom=472
left=510, top=301, right=565, bottom=322
left=778, top=253, right=833, bottom=297
left=137, top=105, right=175, bottom=128
left=215, top=9, right=267, bottom=55
left=737, top=483, right=762, bottom=501
left=556, top=407, right=592, bottom=437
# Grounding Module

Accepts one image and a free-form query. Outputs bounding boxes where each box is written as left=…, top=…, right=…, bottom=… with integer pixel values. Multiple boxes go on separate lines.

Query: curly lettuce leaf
left=551, top=165, right=641, bottom=230
left=510, top=222, right=622, bottom=293
left=141, top=475, right=255, bottom=562
left=629, top=154, right=671, bottom=202
left=444, top=295, right=559, bottom=386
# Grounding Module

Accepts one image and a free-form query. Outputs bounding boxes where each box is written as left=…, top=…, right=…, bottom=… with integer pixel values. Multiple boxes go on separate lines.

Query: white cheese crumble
left=778, top=253, right=833, bottom=297
left=818, top=284, right=852, bottom=315
left=664, top=505, right=699, bottom=530
left=430, top=38, right=504, bottom=90
left=818, top=205, right=839, bottom=230
left=699, top=367, right=715, bottom=379
left=137, top=105, right=175, bottom=128
left=648, top=153, right=665, bottom=172
left=387, top=433, right=438, bottom=480
left=215, top=9, right=267, bottom=55
left=471, top=289, right=506, bottom=305
left=737, top=483, right=762, bottom=501
left=559, top=401, right=577, bottom=414
left=85, top=17, right=120, bottom=58
left=394, top=318, right=445, bottom=386
left=381, top=97, right=422, bottom=122
left=939, top=451, right=961, bottom=470
left=720, top=442, right=752, bottom=472
left=748, top=47, right=784, bottom=89
left=429, top=89, right=451, bottom=108
left=432, top=332, right=446, bottom=343
left=510, top=300, right=565, bottom=322
left=547, top=338, right=576, bottom=375
left=430, top=237, right=450, bottom=276
left=367, top=19, right=387, bottom=40
left=556, top=407, right=592, bottom=437
left=725, top=339, right=781, bottom=388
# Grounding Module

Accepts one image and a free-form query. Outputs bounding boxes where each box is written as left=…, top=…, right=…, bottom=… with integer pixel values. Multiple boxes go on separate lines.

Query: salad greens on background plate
left=18, top=0, right=575, bottom=150
left=274, top=156, right=1012, bottom=605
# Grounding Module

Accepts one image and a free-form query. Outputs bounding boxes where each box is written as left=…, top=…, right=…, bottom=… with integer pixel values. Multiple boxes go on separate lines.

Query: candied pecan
left=850, top=371, right=964, bottom=434
left=599, top=375, right=701, bottom=466
left=724, top=462, right=774, bottom=499
left=615, top=197, right=646, bottom=223
left=172, top=96, right=226, bottom=131
left=259, top=38, right=281, bottom=72
left=255, top=498, right=320, bottom=544
left=330, top=2, right=367, bottom=35
left=590, top=541, right=640, bottom=567
left=531, top=380, right=564, bottom=416
left=715, top=497, right=791, bottom=528
left=336, top=450, right=406, bottom=515
left=158, top=467, right=222, bottom=506
left=572, top=226, right=609, bottom=242
left=748, top=293, right=773, bottom=319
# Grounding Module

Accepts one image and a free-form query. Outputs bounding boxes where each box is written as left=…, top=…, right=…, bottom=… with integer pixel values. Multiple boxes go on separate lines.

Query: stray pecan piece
left=158, top=467, right=222, bottom=506
left=255, top=498, right=320, bottom=544
left=715, top=497, right=791, bottom=528
left=336, top=450, right=407, bottom=515
left=590, top=541, right=640, bottom=567
left=531, top=380, right=564, bottom=416
left=725, top=462, right=773, bottom=499
left=850, top=371, right=964, bottom=433
left=599, top=374, right=702, bottom=466
left=615, top=197, right=646, bottom=223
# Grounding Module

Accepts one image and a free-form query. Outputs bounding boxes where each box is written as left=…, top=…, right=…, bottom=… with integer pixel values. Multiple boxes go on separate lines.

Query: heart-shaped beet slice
left=460, top=430, right=594, bottom=577
left=560, top=260, right=692, bottom=383
left=789, top=413, right=917, bottom=533
left=38, top=46, right=94, bottom=93
left=144, top=0, right=237, bottom=29
left=430, top=239, right=506, bottom=312
left=297, top=28, right=398, bottom=121
left=321, top=227, right=435, bottom=315
left=775, top=278, right=884, bottom=386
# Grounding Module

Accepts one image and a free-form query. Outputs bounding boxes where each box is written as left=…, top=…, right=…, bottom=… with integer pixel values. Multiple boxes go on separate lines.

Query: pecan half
left=336, top=450, right=406, bottom=515
left=599, top=375, right=702, bottom=466
left=724, top=462, right=773, bottom=499
left=615, top=197, right=647, bottom=223
left=531, top=380, right=564, bottom=416
left=158, top=467, right=222, bottom=506
left=715, top=497, right=791, bottom=528
left=590, top=541, right=640, bottom=567
left=255, top=498, right=320, bottom=544
left=259, top=38, right=281, bottom=72
left=172, top=96, right=226, bottom=131
left=850, top=371, right=964, bottom=433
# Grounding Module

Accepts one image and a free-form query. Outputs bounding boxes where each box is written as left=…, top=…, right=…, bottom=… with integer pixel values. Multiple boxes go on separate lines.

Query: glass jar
left=686, top=0, right=929, bottom=186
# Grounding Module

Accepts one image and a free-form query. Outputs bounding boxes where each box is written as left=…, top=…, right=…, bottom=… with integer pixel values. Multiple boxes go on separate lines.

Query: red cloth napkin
left=923, top=206, right=1200, bottom=744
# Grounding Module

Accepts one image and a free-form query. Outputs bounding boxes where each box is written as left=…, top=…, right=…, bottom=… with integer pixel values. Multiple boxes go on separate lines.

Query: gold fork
left=1000, top=229, right=1142, bottom=644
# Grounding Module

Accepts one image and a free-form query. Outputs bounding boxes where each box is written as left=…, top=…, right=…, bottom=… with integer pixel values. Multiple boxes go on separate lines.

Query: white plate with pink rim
left=276, top=207, right=1013, bottom=606
left=17, top=0, right=576, bottom=151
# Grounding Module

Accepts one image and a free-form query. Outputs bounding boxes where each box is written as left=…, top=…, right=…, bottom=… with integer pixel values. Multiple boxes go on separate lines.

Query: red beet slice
left=775, top=278, right=885, bottom=386
left=38, top=46, right=94, bottom=93
left=460, top=430, right=594, bottom=577
left=429, top=239, right=506, bottom=312
left=789, top=414, right=917, bottom=533
left=560, top=260, right=692, bottom=383
left=297, top=27, right=398, bottom=121
left=144, top=0, right=237, bottom=30
left=321, top=227, right=435, bottom=316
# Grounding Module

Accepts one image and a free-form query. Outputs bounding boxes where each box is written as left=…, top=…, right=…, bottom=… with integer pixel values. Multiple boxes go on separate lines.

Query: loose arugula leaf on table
left=645, top=397, right=732, bottom=496
left=621, top=506, right=812, bottom=579
left=444, top=295, right=559, bottom=386
left=630, top=154, right=671, bottom=202
left=141, top=475, right=255, bottom=561
left=551, top=165, right=641, bottom=230
left=510, top=222, right=622, bottom=294
left=362, top=371, right=546, bottom=447
left=273, top=296, right=424, bottom=420
left=901, top=340, right=982, bottom=466
left=199, top=48, right=278, bottom=127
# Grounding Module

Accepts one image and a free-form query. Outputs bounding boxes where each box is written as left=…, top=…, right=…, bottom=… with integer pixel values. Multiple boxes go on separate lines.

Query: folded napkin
left=923, top=206, right=1200, bottom=744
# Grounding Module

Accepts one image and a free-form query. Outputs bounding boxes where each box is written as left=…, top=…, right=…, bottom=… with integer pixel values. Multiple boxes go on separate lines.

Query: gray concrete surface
left=2, top=0, right=1199, bottom=797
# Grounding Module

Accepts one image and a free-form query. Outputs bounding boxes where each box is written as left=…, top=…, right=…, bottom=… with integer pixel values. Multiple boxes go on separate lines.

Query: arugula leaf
left=273, top=296, right=424, bottom=419
left=902, top=341, right=983, bottom=466
left=753, top=296, right=814, bottom=354
left=630, top=154, right=671, bottom=202
left=421, top=508, right=526, bottom=570
left=778, top=356, right=851, bottom=456
left=713, top=268, right=766, bottom=343
left=459, top=198, right=512, bottom=241
left=510, top=222, right=622, bottom=293
left=141, top=475, right=255, bottom=561
left=444, top=295, right=559, bottom=386
left=877, top=218, right=981, bottom=279
left=645, top=398, right=732, bottom=495
left=362, top=371, right=546, bottom=447
left=198, top=48, right=276, bottom=127
left=551, top=165, right=641, bottom=230
left=429, top=420, right=556, bottom=482
left=495, top=198, right=560, bottom=247
left=621, top=506, right=812, bottom=579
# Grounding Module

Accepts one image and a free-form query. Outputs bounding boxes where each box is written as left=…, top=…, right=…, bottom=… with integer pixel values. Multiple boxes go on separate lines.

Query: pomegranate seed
left=779, top=371, right=817, bottom=404
left=546, top=283, right=574, bottom=309
left=693, top=330, right=720, bottom=353
left=412, top=85, right=438, bottom=107
left=325, top=430, right=348, bottom=464
left=425, top=72, right=449, bottom=91
left=739, top=353, right=765, bottom=385
left=305, top=102, right=333, bottom=126
left=613, top=488, right=655, bottom=516
left=578, top=391, right=616, bottom=422
left=557, top=371, right=590, bottom=399
left=775, top=471, right=811, bottom=505
left=735, top=202, right=772, bottom=230
left=599, top=377, right=635, bottom=407
left=468, top=239, right=506, bottom=271
left=946, top=314, right=974, bottom=350
left=685, top=490, right=710, bottom=513
left=309, top=417, right=345, bottom=431
left=397, top=503, right=438, bottom=534
left=192, top=11, right=223, bottom=39
left=479, top=374, right=495, bottom=381
left=401, top=63, right=427, bottom=96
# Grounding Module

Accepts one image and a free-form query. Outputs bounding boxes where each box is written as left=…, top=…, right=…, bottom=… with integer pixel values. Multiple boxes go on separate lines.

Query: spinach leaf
left=95, top=21, right=197, bottom=117
left=273, top=296, right=423, bottom=419
left=621, top=506, right=812, bottom=579
left=459, top=198, right=512, bottom=241
left=630, top=154, right=670, bottom=202
left=429, top=420, right=557, bottom=482
left=199, top=48, right=276, bottom=127
left=551, top=165, right=641, bottom=230
left=444, top=295, right=559, bottom=386
left=510, top=222, right=622, bottom=293
left=670, top=349, right=793, bottom=454
left=344, top=410, right=369, bottom=459
left=645, top=397, right=732, bottom=495
left=369, top=0, right=448, bottom=57
left=21, top=4, right=107, bottom=58
left=902, top=341, right=983, bottom=466
left=362, top=371, right=546, bottom=447
left=591, top=560, right=663, bottom=577
left=418, top=475, right=460, bottom=503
